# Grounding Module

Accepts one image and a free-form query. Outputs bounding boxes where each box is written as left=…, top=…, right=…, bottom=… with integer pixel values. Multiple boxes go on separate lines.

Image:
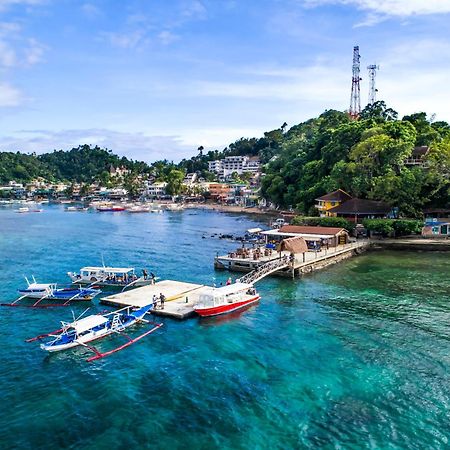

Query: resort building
left=261, top=225, right=349, bottom=247
left=315, top=189, right=352, bottom=217
left=327, top=198, right=391, bottom=223
left=404, top=146, right=430, bottom=168
left=146, top=182, right=168, bottom=198
left=208, top=156, right=261, bottom=178
left=422, top=208, right=450, bottom=237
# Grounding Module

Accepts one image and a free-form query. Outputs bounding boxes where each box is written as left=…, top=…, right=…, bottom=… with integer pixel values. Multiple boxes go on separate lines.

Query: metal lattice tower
left=349, top=46, right=362, bottom=119
left=367, top=64, right=379, bottom=105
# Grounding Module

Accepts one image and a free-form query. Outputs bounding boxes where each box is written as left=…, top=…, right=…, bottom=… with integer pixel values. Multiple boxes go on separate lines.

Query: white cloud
left=157, top=30, right=179, bottom=45
left=24, top=37, right=46, bottom=65
left=99, top=30, right=148, bottom=49
left=304, top=0, right=450, bottom=16
left=81, top=3, right=101, bottom=19
left=0, top=0, right=45, bottom=11
left=0, top=129, right=194, bottom=162
left=0, top=82, right=23, bottom=106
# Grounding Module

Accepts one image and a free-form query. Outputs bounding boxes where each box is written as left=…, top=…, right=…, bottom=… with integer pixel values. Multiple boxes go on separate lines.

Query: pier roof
left=278, top=225, right=347, bottom=236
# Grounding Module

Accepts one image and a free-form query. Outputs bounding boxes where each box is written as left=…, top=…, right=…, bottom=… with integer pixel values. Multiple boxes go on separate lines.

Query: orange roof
left=278, top=225, right=347, bottom=236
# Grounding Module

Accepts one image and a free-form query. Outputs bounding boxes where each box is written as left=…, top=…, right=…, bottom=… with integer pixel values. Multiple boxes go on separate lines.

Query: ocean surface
left=0, top=205, right=449, bottom=450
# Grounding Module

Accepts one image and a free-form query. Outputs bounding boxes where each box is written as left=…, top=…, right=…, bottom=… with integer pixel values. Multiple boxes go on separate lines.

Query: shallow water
left=0, top=205, right=449, bottom=449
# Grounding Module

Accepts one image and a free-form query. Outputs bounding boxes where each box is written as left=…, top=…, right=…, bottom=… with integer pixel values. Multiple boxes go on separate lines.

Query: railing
left=237, top=257, right=290, bottom=285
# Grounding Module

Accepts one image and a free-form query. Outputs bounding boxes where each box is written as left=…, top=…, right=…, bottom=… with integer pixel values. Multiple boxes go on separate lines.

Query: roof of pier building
left=278, top=225, right=348, bottom=236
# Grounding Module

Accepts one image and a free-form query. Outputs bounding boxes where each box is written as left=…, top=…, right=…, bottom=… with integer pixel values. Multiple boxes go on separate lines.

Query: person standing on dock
left=150, top=272, right=156, bottom=285
left=152, top=294, right=158, bottom=309
left=142, top=268, right=148, bottom=280
left=226, top=277, right=232, bottom=285
left=159, top=293, right=165, bottom=309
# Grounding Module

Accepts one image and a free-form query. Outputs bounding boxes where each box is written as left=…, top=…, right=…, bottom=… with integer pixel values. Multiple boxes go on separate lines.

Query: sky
left=0, top=0, right=449, bottom=162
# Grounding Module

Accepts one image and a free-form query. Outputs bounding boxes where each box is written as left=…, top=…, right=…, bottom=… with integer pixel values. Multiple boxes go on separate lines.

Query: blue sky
left=0, top=0, right=449, bottom=162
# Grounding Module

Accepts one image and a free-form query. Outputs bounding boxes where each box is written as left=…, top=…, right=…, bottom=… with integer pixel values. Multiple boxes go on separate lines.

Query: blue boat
left=27, top=304, right=163, bottom=361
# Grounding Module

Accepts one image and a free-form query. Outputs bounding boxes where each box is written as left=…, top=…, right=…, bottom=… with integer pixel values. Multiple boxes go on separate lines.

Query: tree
left=165, top=169, right=186, bottom=196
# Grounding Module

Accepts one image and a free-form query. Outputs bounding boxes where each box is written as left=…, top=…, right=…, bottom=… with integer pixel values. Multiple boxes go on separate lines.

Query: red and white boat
left=194, top=283, right=260, bottom=317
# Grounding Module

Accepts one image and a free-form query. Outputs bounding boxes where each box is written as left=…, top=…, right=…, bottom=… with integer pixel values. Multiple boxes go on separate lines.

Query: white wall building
left=209, top=156, right=261, bottom=177
left=146, top=182, right=167, bottom=197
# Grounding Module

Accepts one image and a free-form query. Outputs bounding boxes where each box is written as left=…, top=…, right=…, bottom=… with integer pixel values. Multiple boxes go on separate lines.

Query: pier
left=101, top=280, right=206, bottom=319
left=101, top=241, right=370, bottom=320
left=215, top=240, right=370, bottom=278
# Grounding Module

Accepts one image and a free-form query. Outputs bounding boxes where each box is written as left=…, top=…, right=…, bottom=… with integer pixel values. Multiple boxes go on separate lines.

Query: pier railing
left=237, top=257, right=290, bottom=285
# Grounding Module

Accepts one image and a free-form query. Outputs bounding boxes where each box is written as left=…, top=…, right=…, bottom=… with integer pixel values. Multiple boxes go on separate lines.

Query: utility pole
left=367, top=64, right=379, bottom=105
left=349, top=46, right=362, bottom=120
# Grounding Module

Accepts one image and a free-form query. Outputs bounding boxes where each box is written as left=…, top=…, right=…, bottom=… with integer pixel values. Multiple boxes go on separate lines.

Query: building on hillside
left=404, top=146, right=430, bottom=167
left=422, top=208, right=450, bottom=236
left=146, top=182, right=167, bottom=198
left=208, top=156, right=261, bottom=178
left=208, top=183, right=232, bottom=202
left=315, top=189, right=352, bottom=217
left=261, top=225, right=349, bottom=247
left=109, top=165, right=130, bottom=178
left=327, top=198, right=391, bottom=223
left=183, top=173, right=197, bottom=186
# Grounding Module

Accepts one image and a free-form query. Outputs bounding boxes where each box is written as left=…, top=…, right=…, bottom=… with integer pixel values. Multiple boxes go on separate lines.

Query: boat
left=27, top=304, right=163, bottom=362
left=65, top=206, right=89, bottom=212
left=127, top=206, right=150, bottom=213
left=165, top=203, right=184, bottom=211
left=96, top=205, right=125, bottom=212
left=16, top=207, right=29, bottom=213
left=194, top=283, right=260, bottom=317
left=1, top=277, right=101, bottom=308
left=67, top=266, right=154, bottom=288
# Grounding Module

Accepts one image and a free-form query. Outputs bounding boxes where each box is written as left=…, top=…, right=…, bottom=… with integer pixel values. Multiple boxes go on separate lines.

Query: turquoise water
left=0, top=205, right=449, bottom=449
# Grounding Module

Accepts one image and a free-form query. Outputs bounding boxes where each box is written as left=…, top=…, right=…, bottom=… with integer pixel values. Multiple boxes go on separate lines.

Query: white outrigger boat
left=194, top=283, right=260, bottom=317
left=1, top=276, right=101, bottom=308
left=67, top=266, right=155, bottom=289
left=26, top=305, right=163, bottom=362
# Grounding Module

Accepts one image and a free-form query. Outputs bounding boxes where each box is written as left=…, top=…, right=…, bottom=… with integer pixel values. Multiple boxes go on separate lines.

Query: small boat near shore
left=97, top=205, right=125, bottom=212
left=194, top=283, right=260, bottom=317
left=127, top=206, right=150, bottom=213
left=27, top=304, right=163, bottom=361
left=15, top=207, right=43, bottom=213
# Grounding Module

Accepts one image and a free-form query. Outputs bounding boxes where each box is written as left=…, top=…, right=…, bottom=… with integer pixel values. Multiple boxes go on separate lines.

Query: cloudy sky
left=0, top=0, right=449, bottom=162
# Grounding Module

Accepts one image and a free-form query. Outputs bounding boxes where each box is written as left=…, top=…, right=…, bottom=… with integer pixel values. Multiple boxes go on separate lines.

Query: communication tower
left=349, top=46, right=362, bottom=119
left=367, top=64, right=379, bottom=105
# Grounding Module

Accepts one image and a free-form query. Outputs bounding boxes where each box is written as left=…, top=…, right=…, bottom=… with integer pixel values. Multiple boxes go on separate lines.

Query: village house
left=327, top=198, right=392, bottom=223
left=315, top=189, right=352, bottom=217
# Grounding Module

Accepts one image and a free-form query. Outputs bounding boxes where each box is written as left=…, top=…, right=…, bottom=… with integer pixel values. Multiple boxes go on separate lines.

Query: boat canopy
left=247, top=227, right=262, bottom=234
left=71, top=315, right=108, bottom=333
left=80, top=266, right=134, bottom=273
left=202, top=282, right=253, bottom=298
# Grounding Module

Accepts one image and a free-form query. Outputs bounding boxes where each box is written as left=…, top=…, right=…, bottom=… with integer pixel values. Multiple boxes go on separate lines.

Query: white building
left=146, top=182, right=167, bottom=197
left=209, top=156, right=261, bottom=177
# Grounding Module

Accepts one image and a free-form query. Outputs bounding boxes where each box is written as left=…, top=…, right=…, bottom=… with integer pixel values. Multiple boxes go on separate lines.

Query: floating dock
left=101, top=280, right=206, bottom=320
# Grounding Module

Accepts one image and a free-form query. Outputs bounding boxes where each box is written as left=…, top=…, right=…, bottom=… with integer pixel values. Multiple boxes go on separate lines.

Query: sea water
left=0, top=205, right=449, bottom=449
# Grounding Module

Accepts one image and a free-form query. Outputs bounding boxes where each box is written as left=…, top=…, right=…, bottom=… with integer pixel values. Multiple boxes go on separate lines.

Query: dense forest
left=0, top=102, right=449, bottom=216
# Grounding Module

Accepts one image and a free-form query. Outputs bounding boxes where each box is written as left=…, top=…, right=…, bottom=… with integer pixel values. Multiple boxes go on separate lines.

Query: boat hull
left=195, top=295, right=260, bottom=317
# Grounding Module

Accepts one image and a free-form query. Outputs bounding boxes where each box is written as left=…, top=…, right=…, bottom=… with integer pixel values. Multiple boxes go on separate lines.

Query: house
left=208, top=156, right=261, bottom=178
left=260, top=225, right=349, bottom=247
left=327, top=198, right=391, bottom=223
left=422, top=208, right=450, bottom=237
left=404, top=146, right=429, bottom=167
left=315, top=189, right=352, bottom=217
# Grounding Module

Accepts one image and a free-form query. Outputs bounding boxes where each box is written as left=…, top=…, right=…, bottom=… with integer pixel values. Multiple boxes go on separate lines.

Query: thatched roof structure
left=277, top=236, right=308, bottom=254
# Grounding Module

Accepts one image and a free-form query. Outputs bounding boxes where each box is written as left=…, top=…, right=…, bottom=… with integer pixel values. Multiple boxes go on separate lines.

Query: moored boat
left=67, top=266, right=155, bottom=288
left=27, top=304, right=163, bottom=361
left=194, top=283, right=260, bottom=317
left=97, top=205, right=125, bottom=212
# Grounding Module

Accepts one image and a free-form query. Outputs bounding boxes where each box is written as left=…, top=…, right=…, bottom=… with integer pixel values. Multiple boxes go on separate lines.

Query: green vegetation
left=261, top=103, right=450, bottom=217
left=291, top=216, right=355, bottom=231
left=362, top=219, right=423, bottom=236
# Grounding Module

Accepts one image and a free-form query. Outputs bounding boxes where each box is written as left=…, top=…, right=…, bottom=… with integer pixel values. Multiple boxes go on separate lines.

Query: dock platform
left=100, top=280, right=206, bottom=320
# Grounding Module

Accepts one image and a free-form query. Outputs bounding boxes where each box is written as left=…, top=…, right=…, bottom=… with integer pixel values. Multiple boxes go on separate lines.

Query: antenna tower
left=349, top=45, right=362, bottom=119
left=367, top=64, right=379, bottom=105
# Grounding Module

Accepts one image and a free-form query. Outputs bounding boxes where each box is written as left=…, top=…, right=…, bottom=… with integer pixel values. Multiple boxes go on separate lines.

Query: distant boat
left=97, top=205, right=125, bottom=212
left=65, top=206, right=88, bottom=212
left=165, top=203, right=184, bottom=211
left=127, top=206, right=150, bottom=213
left=194, top=283, right=260, bottom=317
left=15, top=207, right=43, bottom=213
left=27, top=304, right=163, bottom=361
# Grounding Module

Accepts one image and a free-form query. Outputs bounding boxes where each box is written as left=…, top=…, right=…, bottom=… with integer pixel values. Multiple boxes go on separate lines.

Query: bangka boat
left=127, top=206, right=150, bottom=213
left=67, top=266, right=154, bottom=288
left=1, top=277, right=101, bottom=308
left=194, top=283, right=260, bottom=317
left=26, top=304, right=163, bottom=362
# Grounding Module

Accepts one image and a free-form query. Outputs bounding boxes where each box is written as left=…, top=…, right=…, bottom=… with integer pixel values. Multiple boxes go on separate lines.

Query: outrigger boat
left=1, top=277, right=101, bottom=308
left=194, top=283, right=260, bottom=317
left=67, top=266, right=154, bottom=289
left=26, top=305, right=162, bottom=362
